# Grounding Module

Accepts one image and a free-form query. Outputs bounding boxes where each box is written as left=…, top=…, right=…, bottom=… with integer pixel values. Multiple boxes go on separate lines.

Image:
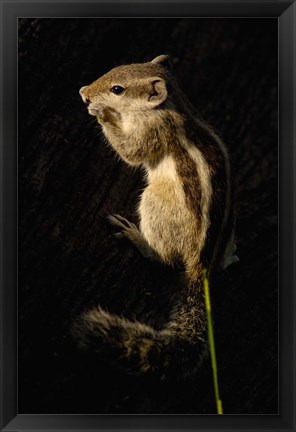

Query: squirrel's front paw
left=107, top=214, right=161, bottom=262
left=107, top=214, right=141, bottom=242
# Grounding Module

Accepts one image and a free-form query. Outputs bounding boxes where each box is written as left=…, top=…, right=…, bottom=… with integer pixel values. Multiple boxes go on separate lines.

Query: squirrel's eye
left=111, top=85, right=125, bottom=95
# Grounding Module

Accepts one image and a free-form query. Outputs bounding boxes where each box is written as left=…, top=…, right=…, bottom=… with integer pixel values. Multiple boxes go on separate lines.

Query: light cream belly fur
left=139, top=156, right=198, bottom=265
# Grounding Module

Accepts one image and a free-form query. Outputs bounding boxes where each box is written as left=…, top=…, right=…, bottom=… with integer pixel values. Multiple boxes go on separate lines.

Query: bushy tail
left=71, top=283, right=208, bottom=378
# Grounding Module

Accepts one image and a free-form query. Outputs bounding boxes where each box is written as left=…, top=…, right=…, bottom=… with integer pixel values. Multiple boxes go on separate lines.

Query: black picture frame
left=1, top=0, right=295, bottom=431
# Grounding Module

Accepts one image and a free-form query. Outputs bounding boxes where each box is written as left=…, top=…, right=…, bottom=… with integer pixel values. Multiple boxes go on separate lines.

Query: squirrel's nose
left=79, top=86, right=87, bottom=95
left=79, top=86, right=90, bottom=104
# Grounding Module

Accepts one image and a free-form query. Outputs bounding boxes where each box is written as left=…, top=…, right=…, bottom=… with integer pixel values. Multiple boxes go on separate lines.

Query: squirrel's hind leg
left=219, top=229, right=239, bottom=270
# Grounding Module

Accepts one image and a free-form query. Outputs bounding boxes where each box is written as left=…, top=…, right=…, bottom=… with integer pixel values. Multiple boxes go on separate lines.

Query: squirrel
left=74, top=54, right=238, bottom=378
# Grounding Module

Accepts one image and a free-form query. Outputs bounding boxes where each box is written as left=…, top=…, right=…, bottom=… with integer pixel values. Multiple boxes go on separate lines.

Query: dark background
left=18, top=18, right=278, bottom=414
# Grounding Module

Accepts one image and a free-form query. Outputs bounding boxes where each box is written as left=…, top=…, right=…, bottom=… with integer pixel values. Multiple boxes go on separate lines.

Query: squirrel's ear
left=148, top=78, right=168, bottom=106
left=150, top=54, right=172, bottom=70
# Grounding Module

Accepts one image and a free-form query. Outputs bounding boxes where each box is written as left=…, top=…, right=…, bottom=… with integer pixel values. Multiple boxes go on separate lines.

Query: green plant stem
left=202, top=268, right=223, bottom=415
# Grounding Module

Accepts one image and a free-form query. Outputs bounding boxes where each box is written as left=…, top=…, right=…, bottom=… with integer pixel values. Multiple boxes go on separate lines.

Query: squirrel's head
left=79, top=55, right=173, bottom=121
left=79, top=55, right=179, bottom=166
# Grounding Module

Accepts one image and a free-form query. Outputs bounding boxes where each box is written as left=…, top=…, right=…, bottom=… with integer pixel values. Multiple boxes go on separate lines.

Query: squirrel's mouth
left=88, top=106, right=121, bottom=125
left=88, top=104, right=104, bottom=117
left=88, top=107, right=100, bottom=116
